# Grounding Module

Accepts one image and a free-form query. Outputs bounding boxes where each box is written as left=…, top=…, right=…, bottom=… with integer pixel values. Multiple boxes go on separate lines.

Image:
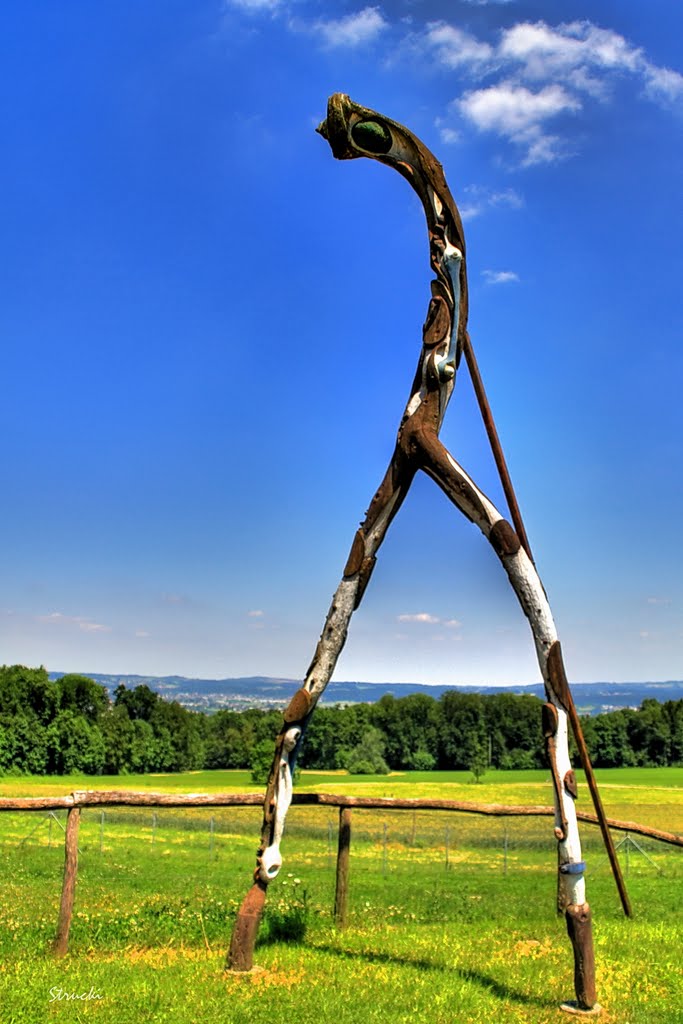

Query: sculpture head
left=316, top=93, right=465, bottom=255
left=317, top=93, right=394, bottom=161
left=317, top=92, right=468, bottom=397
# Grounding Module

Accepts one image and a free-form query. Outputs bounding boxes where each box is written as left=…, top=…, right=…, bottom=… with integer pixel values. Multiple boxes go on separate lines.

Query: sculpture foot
left=565, top=902, right=597, bottom=1010
left=225, top=880, right=267, bottom=972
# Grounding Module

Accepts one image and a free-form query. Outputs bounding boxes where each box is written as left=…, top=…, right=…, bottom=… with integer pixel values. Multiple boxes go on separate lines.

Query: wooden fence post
left=334, top=806, right=352, bottom=928
left=503, top=823, right=508, bottom=877
left=53, top=805, right=81, bottom=956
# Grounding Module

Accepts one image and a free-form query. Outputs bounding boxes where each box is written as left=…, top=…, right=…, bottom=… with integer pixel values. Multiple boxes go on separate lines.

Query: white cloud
left=424, top=22, right=493, bottom=69
left=457, top=81, right=580, bottom=165
left=226, top=0, right=281, bottom=11
left=397, top=612, right=462, bottom=627
left=520, top=131, right=568, bottom=166
left=314, top=7, right=387, bottom=48
left=247, top=609, right=265, bottom=617
left=643, top=63, right=683, bottom=102
left=397, top=612, right=440, bottom=624
left=460, top=185, right=524, bottom=220
left=438, top=126, right=461, bottom=145
left=135, top=630, right=151, bottom=638
left=646, top=596, right=671, bottom=606
left=499, top=21, right=642, bottom=81
left=458, top=81, right=580, bottom=135
left=482, top=270, right=520, bottom=284
left=423, top=18, right=683, bottom=165
left=37, top=611, right=68, bottom=624
left=36, top=611, right=112, bottom=633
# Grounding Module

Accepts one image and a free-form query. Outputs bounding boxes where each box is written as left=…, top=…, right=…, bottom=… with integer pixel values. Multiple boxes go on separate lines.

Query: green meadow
left=0, top=768, right=681, bottom=1023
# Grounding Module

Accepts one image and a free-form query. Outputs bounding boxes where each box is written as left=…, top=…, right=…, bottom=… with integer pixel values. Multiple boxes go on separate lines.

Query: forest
left=0, top=665, right=681, bottom=777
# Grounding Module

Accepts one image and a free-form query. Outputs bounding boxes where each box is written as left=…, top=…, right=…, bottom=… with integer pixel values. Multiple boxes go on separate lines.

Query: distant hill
left=47, top=672, right=683, bottom=717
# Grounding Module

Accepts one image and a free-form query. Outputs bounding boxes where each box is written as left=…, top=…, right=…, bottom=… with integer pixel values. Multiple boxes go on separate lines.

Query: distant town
left=47, top=672, right=683, bottom=717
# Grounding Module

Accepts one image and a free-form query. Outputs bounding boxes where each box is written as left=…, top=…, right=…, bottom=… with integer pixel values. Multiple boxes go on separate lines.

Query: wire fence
left=1, top=793, right=680, bottom=957
left=3, top=801, right=678, bottom=876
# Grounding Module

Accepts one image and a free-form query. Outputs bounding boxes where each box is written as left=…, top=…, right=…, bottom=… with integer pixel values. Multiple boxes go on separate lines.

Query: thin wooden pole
left=546, top=642, right=632, bottom=918
left=53, top=806, right=80, bottom=957
left=462, top=332, right=534, bottom=564
left=334, top=807, right=352, bottom=928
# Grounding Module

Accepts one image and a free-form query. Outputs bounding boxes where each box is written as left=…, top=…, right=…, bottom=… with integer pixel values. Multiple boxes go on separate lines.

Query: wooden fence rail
left=1, top=790, right=680, bottom=955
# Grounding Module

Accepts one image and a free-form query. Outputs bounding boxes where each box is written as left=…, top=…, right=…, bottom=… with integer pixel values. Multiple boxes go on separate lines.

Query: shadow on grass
left=308, top=942, right=549, bottom=1009
left=256, top=932, right=307, bottom=950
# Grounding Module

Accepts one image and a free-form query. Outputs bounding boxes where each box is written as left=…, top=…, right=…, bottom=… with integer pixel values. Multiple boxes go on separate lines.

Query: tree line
left=0, top=665, right=681, bottom=777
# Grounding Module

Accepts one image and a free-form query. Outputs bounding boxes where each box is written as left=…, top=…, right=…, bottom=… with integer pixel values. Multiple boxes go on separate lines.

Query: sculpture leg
left=225, top=459, right=411, bottom=971
left=226, top=726, right=301, bottom=971
left=543, top=702, right=598, bottom=1013
left=565, top=904, right=597, bottom=1013
left=418, top=433, right=602, bottom=1011
left=227, top=880, right=267, bottom=972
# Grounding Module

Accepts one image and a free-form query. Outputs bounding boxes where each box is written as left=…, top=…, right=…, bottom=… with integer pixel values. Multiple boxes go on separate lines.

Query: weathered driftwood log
left=225, top=93, right=628, bottom=1008
left=0, top=790, right=678, bottom=849
left=0, top=791, right=264, bottom=811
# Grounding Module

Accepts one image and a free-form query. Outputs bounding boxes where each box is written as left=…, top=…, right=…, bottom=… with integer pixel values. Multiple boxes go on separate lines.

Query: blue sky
left=1, top=0, right=681, bottom=686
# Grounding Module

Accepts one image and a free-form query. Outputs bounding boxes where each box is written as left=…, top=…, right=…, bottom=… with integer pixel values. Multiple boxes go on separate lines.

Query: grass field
left=0, top=768, right=681, bottom=1023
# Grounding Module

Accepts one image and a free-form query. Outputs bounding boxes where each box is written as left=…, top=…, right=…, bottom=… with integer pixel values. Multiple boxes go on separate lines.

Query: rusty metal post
left=334, top=806, right=352, bottom=928
left=225, top=880, right=268, bottom=972
left=52, top=806, right=80, bottom=957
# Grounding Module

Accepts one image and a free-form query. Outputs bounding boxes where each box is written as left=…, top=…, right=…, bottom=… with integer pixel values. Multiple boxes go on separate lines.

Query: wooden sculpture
left=227, top=93, right=630, bottom=1015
